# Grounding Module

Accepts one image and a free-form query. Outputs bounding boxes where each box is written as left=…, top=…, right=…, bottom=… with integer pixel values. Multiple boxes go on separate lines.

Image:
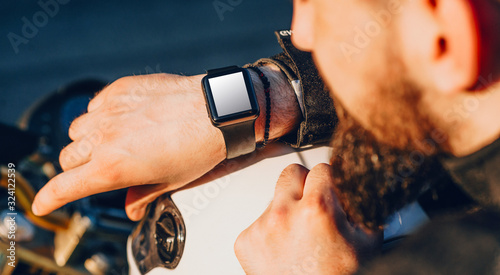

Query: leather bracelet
left=246, top=66, right=271, bottom=148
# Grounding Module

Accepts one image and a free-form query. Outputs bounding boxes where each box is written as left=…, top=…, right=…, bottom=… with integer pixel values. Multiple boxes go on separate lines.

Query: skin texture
left=235, top=164, right=381, bottom=275
left=31, top=66, right=301, bottom=220
left=291, top=0, right=500, bottom=157
left=32, top=74, right=225, bottom=220
left=32, top=0, right=500, bottom=274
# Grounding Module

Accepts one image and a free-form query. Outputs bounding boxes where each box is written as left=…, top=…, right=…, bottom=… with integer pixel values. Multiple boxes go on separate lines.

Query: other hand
left=234, top=163, right=382, bottom=275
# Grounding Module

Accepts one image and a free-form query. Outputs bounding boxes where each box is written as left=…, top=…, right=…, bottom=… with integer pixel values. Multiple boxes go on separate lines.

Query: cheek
left=312, top=48, right=357, bottom=110
left=311, top=36, right=381, bottom=129
left=311, top=4, right=396, bottom=128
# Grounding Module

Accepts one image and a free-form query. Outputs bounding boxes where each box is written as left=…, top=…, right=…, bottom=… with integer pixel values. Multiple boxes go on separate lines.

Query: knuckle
left=112, top=76, right=132, bottom=88
left=279, top=164, right=308, bottom=181
left=87, top=92, right=105, bottom=112
left=234, top=231, right=247, bottom=257
left=267, top=204, right=289, bottom=228
left=309, top=163, right=333, bottom=179
left=105, top=77, right=130, bottom=98
left=97, top=116, right=115, bottom=134
left=75, top=139, right=94, bottom=157
left=284, top=163, right=306, bottom=174
left=86, top=128, right=105, bottom=145
left=270, top=204, right=287, bottom=218
left=59, top=146, right=76, bottom=171
left=311, top=163, right=332, bottom=173
left=112, top=76, right=138, bottom=94
left=68, top=115, right=86, bottom=140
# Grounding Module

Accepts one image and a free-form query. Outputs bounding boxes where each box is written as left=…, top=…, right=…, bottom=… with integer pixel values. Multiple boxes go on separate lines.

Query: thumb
left=125, top=184, right=170, bottom=221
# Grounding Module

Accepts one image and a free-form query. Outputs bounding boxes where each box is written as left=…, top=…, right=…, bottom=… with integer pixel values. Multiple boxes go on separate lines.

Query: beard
left=329, top=67, right=451, bottom=231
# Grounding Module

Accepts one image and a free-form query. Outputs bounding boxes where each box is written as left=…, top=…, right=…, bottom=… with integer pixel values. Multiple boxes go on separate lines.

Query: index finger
left=302, top=163, right=343, bottom=213
left=302, top=163, right=336, bottom=199
left=273, top=164, right=309, bottom=204
left=32, top=162, right=114, bottom=216
left=87, top=86, right=107, bottom=113
left=302, top=163, right=352, bottom=229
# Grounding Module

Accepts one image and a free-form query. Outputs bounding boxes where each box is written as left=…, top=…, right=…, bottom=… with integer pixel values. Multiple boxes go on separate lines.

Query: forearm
left=249, top=64, right=302, bottom=143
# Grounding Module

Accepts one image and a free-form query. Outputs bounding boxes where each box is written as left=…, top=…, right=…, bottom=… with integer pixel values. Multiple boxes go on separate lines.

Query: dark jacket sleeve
left=357, top=210, right=500, bottom=275
left=250, top=30, right=337, bottom=148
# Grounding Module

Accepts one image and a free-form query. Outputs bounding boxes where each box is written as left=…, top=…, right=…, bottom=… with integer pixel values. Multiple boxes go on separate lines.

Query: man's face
left=293, top=0, right=413, bottom=139
left=291, top=0, right=452, bottom=229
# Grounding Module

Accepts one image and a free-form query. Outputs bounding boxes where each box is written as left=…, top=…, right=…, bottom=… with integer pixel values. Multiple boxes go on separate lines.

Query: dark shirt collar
left=441, top=137, right=500, bottom=210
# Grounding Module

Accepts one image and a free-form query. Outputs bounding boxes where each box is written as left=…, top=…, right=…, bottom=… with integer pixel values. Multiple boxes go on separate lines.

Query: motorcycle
left=1, top=80, right=134, bottom=275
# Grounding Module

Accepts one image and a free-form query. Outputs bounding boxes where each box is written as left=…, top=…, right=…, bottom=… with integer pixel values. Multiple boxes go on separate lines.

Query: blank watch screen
left=208, top=72, right=252, bottom=117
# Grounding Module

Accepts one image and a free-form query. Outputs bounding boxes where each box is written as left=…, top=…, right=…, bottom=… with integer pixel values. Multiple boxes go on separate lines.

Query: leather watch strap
left=207, top=66, right=239, bottom=75
left=219, top=119, right=256, bottom=159
left=205, top=66, right=257, bottom=159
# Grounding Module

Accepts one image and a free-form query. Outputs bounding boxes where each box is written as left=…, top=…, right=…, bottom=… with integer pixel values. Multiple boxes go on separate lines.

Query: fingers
left=301, top=163, right=345, bottom=219
left=125, top=185, right=171, bottom=221
left=273, top=164, right=309, bottom=204
left=32, top=161, right=120, bottom=216
left=32, top=163, right=92, bottom=216
left=302, top=163, right=336, bottom=200
left=68, top=93, right=111, bottom=142
left=87, top=88, right=107, bottom=113
left=61, top=122, right=105, bottom=171
left=68, top=114, right=91, bottom=141
left=59, top=140, right=93, bottom=171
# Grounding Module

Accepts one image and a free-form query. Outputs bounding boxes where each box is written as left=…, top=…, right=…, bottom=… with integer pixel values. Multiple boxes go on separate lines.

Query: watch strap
left=205, top=65, right=257, bottom=159
left=219, top=119, right=256, bottom=159
left=207, top=66, right=239, bottom=75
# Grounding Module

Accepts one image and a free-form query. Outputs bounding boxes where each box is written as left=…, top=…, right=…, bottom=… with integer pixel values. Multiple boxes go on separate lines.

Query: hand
left=31, top=73, right=224, bottom=220
left=32, top=65, right=300, bottom=220
left=234, top=164, right=382, bottom=275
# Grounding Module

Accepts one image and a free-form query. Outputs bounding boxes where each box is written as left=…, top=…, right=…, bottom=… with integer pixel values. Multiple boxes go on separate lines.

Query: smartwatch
left=201, top=66, right=259, bottom=159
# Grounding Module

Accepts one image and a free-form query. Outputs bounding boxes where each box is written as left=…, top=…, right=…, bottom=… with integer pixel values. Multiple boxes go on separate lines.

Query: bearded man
left=33, top=0, right=500, bottom=273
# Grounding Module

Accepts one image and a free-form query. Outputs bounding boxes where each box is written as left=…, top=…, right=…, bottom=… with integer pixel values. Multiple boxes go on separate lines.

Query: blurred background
left=0, top=0, right=293, bottom=125
left=0, top=1, right=293, bottom=274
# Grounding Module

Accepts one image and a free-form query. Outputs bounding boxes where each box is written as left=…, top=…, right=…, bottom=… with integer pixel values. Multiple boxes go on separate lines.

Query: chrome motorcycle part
left=131, top=193, right=186, bottom=274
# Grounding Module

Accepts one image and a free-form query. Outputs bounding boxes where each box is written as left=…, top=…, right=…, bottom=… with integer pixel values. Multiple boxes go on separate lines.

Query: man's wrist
left=248, top=64, right=301, bottom=143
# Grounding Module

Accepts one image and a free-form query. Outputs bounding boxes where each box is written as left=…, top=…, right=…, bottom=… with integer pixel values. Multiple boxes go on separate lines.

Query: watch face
left=202, top=68, right=259, bottom=126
